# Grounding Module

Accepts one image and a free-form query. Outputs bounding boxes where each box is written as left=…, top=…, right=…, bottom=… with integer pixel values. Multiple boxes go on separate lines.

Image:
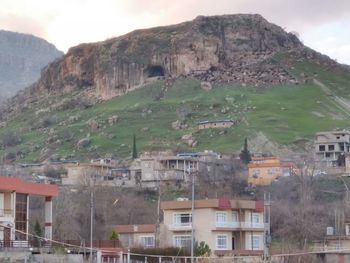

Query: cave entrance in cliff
left=145, top=65, right=165, bottom=78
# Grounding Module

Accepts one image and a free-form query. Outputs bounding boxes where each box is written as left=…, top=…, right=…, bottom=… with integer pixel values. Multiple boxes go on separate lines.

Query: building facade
left=0, top=176, right=58, bottom=247
left=315, top=130, right=350, bottom=167
left=115, top=224, right=156, bottom=248
left=160, top=198, right=266, bottom=256
left=247, top=157, right=283, bottom=186
left=198, top=120, right=235, bottom=130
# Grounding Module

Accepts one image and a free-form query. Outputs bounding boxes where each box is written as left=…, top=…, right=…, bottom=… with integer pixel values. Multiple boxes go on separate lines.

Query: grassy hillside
left=1, top=62, right=350, bottom=162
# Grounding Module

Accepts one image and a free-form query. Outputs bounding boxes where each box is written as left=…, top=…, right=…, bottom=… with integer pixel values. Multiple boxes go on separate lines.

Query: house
left=247, top=157, right=283, bottom=186
left=134, top=154, right=200, bottom=188
left=61, top=163, right=136, bottom=186
left=115, top=224, right=156, bottom=248
left=0, top=176, right=58, bottom=248
left=315, top=130, right=350, bottom=167
left=160, top=198, right=266, bottom=256
left=198, top=120, right=236, bottom=130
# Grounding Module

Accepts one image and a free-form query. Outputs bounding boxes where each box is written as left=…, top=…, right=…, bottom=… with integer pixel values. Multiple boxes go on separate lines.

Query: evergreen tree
left=239, top=137, right=252, bottom=164
left=34, top=220, right=43, bottom=237
left=109, top=230, right=119, bottom=240
left=132, top=134, right=137, bottom=159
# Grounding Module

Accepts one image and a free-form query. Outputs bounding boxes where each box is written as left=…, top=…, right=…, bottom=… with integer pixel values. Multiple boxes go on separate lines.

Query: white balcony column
left=44, top=196, right=53, bottom=240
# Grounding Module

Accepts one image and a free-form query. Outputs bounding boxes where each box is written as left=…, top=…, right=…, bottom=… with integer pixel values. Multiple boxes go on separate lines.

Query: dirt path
left=313, top=78, right=350, bottom=118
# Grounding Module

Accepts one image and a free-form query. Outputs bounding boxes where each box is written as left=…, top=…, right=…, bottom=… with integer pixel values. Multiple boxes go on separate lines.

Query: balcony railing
left=215, top=221, right=265, bottom=229
left=0, top=209, right=13, bottom=218
left=169, top=222, right=192, bottom=231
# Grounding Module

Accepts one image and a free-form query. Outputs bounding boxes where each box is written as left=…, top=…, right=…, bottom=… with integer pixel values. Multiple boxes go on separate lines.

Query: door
left=232, top=237, right=235, bottom=250
left=4, top=226, right=11, bottom=247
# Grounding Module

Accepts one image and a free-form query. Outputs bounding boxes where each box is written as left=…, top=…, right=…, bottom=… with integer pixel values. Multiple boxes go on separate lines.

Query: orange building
left=247, top=157, right=283, bottom=185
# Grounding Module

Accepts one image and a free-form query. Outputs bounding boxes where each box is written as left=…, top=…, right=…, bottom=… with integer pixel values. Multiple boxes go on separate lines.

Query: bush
left=1, top=132, right=20, bottom=147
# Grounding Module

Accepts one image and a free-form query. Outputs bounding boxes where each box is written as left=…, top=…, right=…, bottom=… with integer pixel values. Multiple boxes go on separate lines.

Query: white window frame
left=139, top=236, right=155, bottom=248
left=215, top=212, right=227, bottom=224
left=232, top=211, right=239, bottom=222
left=173, top=213, right=192, bottom=226
left=216, top=235, right=228, bottom=250
left=252, top=235, right=260, bottom=250
left=174, top=235, right=191, bottom=248
left=252, top=213, right=260, bottom=224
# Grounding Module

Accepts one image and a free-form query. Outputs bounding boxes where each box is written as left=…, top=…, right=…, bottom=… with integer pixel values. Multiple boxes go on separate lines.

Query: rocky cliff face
left=31, top=14, right=303, bottom=100
left=0, top=30, right=63, bottom=98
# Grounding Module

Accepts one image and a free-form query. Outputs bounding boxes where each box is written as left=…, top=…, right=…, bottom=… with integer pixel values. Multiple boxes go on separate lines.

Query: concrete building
left=115, top=224, right=156, bottom=248
left=198, top=120, right=236, bottom=130
left=160, top=198, right=266, bottom=256
left=0, top=176, right=58, bottom=247
left=135, top=154, right=200, bottom=188
left=247, top=157, right=283, bottom=186
left=315, top=130, right=350, bottom=167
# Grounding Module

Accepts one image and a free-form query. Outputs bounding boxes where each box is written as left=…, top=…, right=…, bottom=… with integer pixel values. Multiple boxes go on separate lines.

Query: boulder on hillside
left=108, top=115, right=119, bottom=126
left=77, top=138, right=91, bottom=149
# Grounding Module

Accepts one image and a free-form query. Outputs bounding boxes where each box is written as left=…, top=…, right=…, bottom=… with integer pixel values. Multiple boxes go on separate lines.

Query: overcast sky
left=1, top=0, right=350, bottom=64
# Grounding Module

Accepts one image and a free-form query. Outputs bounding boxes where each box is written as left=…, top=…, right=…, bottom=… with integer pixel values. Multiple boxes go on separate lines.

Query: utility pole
left=263, top=192, right=271, bottom=262
left=190, top=169, right=195, bottom=263
left=90, top=176, right=95, bottom=263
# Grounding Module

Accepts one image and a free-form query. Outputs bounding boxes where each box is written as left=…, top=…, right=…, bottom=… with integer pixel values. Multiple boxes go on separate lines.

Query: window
left=252, top=236, right=260, bottom=249
left=319, top=145, right=325, bottom=151
left=267, top=168, right=274, bottom=176
left=174, top=235, right=191, bottom=248
left=341, top=144, right=345, bottom=151
left=15, top=193, right=27, bottom=240
left=174, top=213, right=192, bottom=226
left=216, top=235, right=228, bottom=249
left=232, top=211, right=239, bottom=222
left=252, top=170, right=260, bottom=178
left=328, top=145, right=335, bottom=151
left=140, top=236, right=155, bottom=248
left=216, top=212, right=227, bottom=224
left=325, top=153, right=331, bottom=158
left=252, top=213, right=260, bottom=223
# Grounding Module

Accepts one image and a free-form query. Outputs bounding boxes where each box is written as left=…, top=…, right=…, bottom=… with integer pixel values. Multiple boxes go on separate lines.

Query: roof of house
left=0, top=176, right=59, bottom=197
left=115, top=224, right=156, bottom=234
left=161, top=198, right=262, bottom=211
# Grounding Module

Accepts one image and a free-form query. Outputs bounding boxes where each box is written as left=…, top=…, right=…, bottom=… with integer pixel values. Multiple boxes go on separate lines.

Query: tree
left=109, top=230, right=119, bottom=240
left=132, top=134, right=137, bottom=159
left=239, top=138, right=252, bottom=164
left=194, top=241, right=211, bottom=256
left=34, top=220, right=43, bottom=247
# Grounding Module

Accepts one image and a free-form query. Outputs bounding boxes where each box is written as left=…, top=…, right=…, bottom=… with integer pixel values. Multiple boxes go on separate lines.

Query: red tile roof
left=115, top=224, right=156, bottom=234
left=0, top=176, right=58, bottom=197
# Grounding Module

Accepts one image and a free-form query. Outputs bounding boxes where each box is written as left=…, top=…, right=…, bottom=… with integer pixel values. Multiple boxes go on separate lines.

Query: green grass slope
left=1, top=62, right=350, bottom=162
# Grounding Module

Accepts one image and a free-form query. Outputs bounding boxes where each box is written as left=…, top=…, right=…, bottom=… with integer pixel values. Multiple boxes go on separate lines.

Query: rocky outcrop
left=30, top=14, right=302, bottom=100
left=0, top=30, right=63, bottom=98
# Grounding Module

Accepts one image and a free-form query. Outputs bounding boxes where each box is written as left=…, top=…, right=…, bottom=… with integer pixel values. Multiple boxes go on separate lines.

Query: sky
left=1, top=0, right=350, bottom=64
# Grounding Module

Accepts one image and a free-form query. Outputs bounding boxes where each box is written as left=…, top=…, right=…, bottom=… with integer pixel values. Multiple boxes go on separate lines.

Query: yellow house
left=247, top=157, right=282, bottom=185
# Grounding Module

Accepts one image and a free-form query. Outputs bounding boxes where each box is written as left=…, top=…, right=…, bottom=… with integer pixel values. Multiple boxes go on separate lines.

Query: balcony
left=215, top=221, right=265, bottom=230
left=0, top=209, right=14, bottom=218
left=169, top=222, right=192, bottom=231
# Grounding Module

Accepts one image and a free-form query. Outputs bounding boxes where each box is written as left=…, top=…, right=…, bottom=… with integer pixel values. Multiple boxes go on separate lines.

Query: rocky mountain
left=0, top=14, right=349, bottom=162
left=0, top=30, right=63, bottom=99
left=27, top=14, right=304, bottom=99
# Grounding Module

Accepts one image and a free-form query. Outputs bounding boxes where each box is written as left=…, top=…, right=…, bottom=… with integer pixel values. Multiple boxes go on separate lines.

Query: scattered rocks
left=181, top=134, right=197, bottom=147
left=87, top=119, right=100, bottom=131
left=108, top=115, right=119, bottom=126
left=172, top=120, right=188, bottom=130
left=68, top=115, right=80, bottom=124
left=77, top=138, right=91, bottom=149
left=201, top=81, right=212, bottom=91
